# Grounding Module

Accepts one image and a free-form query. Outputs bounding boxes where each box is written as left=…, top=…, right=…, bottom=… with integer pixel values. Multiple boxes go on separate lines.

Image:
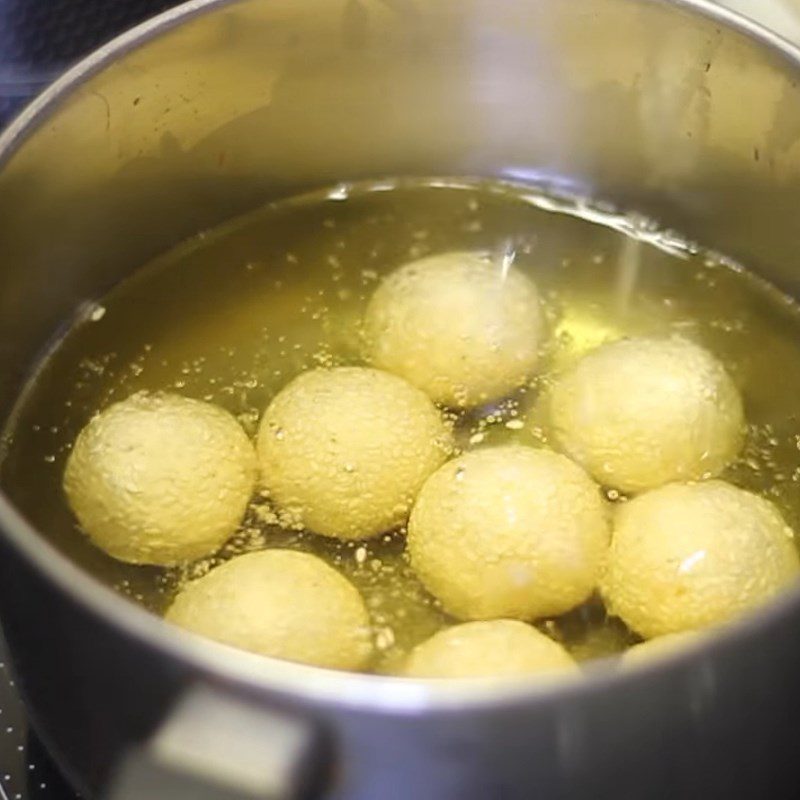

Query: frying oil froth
left=3, top=177, right=800, bottom=671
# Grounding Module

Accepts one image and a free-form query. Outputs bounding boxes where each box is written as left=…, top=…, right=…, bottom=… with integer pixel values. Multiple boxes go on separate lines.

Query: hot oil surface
left=4, top=178, right=800, bottom=671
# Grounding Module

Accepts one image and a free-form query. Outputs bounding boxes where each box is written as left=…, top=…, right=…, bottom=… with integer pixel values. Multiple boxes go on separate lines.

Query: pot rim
left=2, top=0, right=800, bottom=713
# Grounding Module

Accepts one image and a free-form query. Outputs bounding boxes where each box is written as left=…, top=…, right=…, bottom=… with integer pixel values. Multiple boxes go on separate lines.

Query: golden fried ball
left=602, top=480, right=800, bottom=639
left=64, top=392, right=257, bottom=566
left=166, top=550, right=372, bottom=670
left=402, top=620, right=577, bottom=679
left=546, top=337, right=745, bottom=493
left=407, top=445, right=610, bottom=620
left=257, top=367, right=452, bottom=540
left=363, top=251, right=543, bottom=407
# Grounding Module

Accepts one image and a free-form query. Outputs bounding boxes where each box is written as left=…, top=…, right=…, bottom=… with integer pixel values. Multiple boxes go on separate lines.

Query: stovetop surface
left=0, top=636, right=80, bottom=800
left=0, top=0, right=179, bottom=126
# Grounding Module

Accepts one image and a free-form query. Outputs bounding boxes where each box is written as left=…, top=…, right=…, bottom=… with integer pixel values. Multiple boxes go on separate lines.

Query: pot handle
left=105, top=684, right=329, bottom=800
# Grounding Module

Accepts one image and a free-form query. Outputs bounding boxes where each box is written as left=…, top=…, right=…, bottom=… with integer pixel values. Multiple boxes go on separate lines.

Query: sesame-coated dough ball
left=546, top=337, right=745, bottom=493
left=64, top=392, right=257, bottom=566
left=403, top=620, right=577, bottom=679
left=257, top=367, right=452, bottom=540
left=407, top=445, right=610, bottom=620
left=166, top=550, right=372, bottom=670
left=363, top=251, right=543, bottom=407
left=602, top=480, right=800, bottom=639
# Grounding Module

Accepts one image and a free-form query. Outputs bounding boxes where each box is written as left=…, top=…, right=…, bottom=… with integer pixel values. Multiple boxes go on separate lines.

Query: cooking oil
left=3, top=177, right=800, bottom=671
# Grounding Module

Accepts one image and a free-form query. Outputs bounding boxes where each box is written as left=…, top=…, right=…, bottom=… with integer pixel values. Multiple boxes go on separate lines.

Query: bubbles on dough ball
left=602, top=480, right=800, bottom=639
left=257, top=367, right=453, bottom=540
left=64, top=392, right=257, bottom=566
left=407, top=445, right=610, bottom=620
left=402, top=620, right=577, bottom=679
left=546, top=337, right=745, bottom=493
left=363, top=251, right=543, bottom=407
left=166, top=549, right=373, bottom=670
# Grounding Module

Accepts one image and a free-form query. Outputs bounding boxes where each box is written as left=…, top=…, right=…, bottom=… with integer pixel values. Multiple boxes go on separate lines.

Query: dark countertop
left=0, top=0, right=179, bottom=127
left=0, top=633, right=79, bottom=800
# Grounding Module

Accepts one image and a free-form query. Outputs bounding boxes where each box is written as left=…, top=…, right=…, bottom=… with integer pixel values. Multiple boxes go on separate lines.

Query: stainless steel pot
left=3, top=1, right=800, bottom=798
